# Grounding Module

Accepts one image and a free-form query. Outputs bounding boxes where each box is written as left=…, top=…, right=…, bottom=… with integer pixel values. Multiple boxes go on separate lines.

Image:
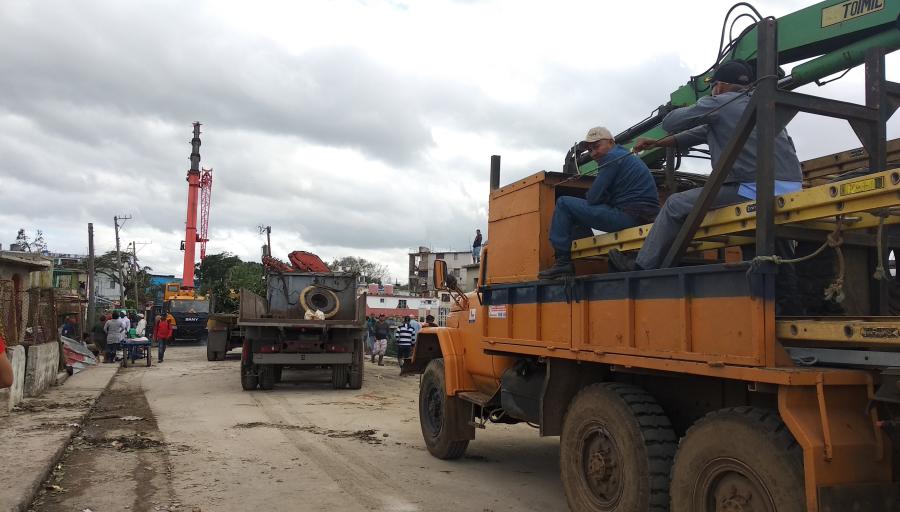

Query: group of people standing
left=91, top=311, right=173, bottom=364
left=366, top=314, right=437, bottom=367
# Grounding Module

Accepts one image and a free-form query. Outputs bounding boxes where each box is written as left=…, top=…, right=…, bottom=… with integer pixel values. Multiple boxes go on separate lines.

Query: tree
left=215, top=262, right=265, bottom=312
left=88, top=250, right=152, bottom=306
left=196, top=252, right=243, bottom=296
left=12, top=228, right=48, bottom=253
left=328, top=256, right=388, bottom=283
left=32, top=230, right=47, bottom=253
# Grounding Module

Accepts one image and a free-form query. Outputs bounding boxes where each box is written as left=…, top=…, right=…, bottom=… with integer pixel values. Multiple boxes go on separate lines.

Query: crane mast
left=182, top=122, right=203, bottom=290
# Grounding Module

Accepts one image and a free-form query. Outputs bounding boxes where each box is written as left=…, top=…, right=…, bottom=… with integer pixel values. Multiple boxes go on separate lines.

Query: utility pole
left=258, top=225, right=272, bottom=257
left=87, top=223, right=96, bottom=338
left=113, top=214, right=131, bottom=307
left=131, top=242, right=140, bottom=310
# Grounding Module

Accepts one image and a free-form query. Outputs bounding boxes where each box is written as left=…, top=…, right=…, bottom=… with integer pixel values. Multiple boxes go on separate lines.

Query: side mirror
left=433, top=260, right=448, bottom=290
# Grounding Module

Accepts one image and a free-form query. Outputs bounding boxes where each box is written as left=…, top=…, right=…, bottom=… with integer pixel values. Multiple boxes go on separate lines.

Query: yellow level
left=572, top=168, right=900, bottom=259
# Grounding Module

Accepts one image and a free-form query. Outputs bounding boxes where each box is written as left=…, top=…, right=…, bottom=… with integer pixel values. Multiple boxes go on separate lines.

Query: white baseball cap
left=584, top=126, right=613, bottom=143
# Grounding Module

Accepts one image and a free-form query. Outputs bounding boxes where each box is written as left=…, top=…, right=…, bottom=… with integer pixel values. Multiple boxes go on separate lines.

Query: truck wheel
left=241, top=364, right=258, bottom=391
left=419, top=358, right=473, bottom=460
left=259, top=365, right=276, bottom=390
left=349, top=340, right=364, bottom=390
left=272, top=366, right=283, bottom=383
left=206, top=344, right=218, bottom=361
left=332, top=364, right=349, bottom=389
left=560, top=383, right=676, bottom=512
left=670, top=407, right=805, bottom=512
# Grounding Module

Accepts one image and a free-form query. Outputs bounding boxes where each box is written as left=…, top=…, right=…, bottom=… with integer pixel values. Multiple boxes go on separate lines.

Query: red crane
left=181, top=122, right=213, bottom=290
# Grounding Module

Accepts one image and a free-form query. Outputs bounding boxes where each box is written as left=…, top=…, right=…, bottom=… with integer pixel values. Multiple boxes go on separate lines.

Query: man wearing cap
left=609, top=60, right=802, bottom=271
left=539, top=126, right=660, bottom=279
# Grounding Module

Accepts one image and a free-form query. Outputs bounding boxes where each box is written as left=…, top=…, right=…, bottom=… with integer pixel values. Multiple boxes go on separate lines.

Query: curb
left=9, top=365, right=119, bottom=512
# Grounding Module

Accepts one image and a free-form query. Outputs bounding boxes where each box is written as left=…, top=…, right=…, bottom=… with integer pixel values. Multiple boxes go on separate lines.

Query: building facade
left=408, top=247, right=477, bottom=296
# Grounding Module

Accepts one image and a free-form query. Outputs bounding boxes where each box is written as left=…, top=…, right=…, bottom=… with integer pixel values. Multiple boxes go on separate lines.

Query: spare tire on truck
left=299, top=286, right=341, bottom=319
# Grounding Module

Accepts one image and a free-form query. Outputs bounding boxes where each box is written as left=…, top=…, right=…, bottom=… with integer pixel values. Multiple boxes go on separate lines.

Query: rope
left=746, top=220, right=846, bottom=303
left=870, top=207, right=900, bottom=281
left=874, top=209, right=889, bottom=281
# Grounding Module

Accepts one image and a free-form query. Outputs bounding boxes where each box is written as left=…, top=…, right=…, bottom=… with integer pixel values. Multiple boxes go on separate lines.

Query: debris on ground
left=232, top=422, right=383, bottom=445
left=78, top=434, right=164, bottom=451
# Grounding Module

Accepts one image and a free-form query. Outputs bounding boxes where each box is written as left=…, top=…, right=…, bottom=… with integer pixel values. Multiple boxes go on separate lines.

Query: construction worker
left=608, top=60, right=803, bottom=271
left=539, top=126, right=660, bottom=279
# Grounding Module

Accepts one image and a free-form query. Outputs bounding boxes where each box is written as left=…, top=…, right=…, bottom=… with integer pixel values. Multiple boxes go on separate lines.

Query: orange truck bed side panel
left=779, top=384, right=891, bottom=512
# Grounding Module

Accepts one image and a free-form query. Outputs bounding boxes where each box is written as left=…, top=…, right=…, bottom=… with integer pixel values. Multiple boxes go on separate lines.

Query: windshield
left=168, top=299, right=209, bottom=314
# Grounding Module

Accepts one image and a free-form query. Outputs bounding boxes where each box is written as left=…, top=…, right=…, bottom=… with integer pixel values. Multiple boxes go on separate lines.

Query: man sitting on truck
left=539, top=126, right=660, bottom=279
left=608, top=60, right=803, bottom=271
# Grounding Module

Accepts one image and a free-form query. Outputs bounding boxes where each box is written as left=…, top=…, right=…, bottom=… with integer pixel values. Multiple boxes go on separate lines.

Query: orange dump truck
left=404, top=16, right=900, bottom=512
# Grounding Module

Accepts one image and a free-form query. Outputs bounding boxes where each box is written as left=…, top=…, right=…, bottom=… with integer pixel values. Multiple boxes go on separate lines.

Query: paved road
left=32, top=345, right=567, bottom=512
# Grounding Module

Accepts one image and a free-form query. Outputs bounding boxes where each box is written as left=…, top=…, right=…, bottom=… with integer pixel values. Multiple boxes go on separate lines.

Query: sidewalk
left=0, top=364, right=119, bottom=512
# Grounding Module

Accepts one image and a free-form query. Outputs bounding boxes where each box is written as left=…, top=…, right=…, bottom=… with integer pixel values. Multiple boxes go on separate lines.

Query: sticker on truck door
left=488, top=305, right=507, bottom=319
left=469, top=308, right=477, bottom=323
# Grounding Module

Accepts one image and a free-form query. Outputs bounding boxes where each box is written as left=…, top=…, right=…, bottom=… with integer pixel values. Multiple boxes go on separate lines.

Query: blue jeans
left=549, top=197, right=640, bottom=255
left=106, top=342, right=119, bottom=362
left=472, top=245, right=481, bottom=262
left=158, top=338, right=168, bottom=361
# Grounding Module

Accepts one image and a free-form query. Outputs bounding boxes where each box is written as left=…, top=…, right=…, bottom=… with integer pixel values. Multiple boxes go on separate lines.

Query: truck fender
left=402, top=328, right=470, bottom=396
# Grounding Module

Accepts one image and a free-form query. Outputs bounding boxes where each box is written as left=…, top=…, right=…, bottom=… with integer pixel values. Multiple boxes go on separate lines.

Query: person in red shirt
left=0, top=334, right=13, bottom=389
left=153, top=316, right=173, bottom=363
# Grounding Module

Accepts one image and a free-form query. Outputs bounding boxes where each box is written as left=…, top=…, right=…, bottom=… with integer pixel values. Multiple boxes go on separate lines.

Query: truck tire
left=273, top=366, right=283, bottom=383
left=419, top=358, right=473, bottom=460
left=670, top=407, right=805, bottom=512
left=241, top=365, right=258, bottom=391
left=349, top=340, right=364, bottom=390
left=259, top=365, right=276, bottom=390
left=332, top=364, right=349, bottom=389
left=560, top=383, right=676, bottom=512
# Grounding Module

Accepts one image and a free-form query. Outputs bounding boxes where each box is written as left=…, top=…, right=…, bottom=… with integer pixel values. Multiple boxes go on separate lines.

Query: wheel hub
left=582, top=427, right=622, bottom=506
left=698, top=459, right=775, bottom=512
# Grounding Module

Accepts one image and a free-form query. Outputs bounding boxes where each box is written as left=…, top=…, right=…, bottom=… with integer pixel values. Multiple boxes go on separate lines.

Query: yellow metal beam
left=572, top=169, right=900, bottom=259
left=777, top=318, right=900, bottom=348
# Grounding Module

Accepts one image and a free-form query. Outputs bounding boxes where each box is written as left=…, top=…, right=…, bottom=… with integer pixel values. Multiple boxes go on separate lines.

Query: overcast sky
left=2, top=0, right=900, bottom=283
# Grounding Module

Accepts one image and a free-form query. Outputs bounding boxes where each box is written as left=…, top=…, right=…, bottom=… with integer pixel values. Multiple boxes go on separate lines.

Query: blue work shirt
left=585, top=145, right=659, bottom=212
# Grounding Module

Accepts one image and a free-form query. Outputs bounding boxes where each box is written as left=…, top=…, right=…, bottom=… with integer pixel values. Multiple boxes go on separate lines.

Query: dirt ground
left=29, top=345, right=566, bottom=512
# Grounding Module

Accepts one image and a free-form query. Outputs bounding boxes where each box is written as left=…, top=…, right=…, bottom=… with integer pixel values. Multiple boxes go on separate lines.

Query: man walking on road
left=372, top=314, right=389, bottom=366
left=396, top=316, right=416, bottom=366
left=153, top=315, right=173, bottom=363
left=104, top=311, right=126, bottom=363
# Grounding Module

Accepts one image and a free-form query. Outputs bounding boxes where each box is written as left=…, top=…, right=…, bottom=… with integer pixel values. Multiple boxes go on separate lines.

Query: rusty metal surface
left=818, top=482, right=900, bottom=512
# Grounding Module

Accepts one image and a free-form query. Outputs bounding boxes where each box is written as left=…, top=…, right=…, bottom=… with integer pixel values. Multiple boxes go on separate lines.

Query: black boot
left=607, top=249, right=639, bottom=272
left=538, top=252, right=574, bottom=280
